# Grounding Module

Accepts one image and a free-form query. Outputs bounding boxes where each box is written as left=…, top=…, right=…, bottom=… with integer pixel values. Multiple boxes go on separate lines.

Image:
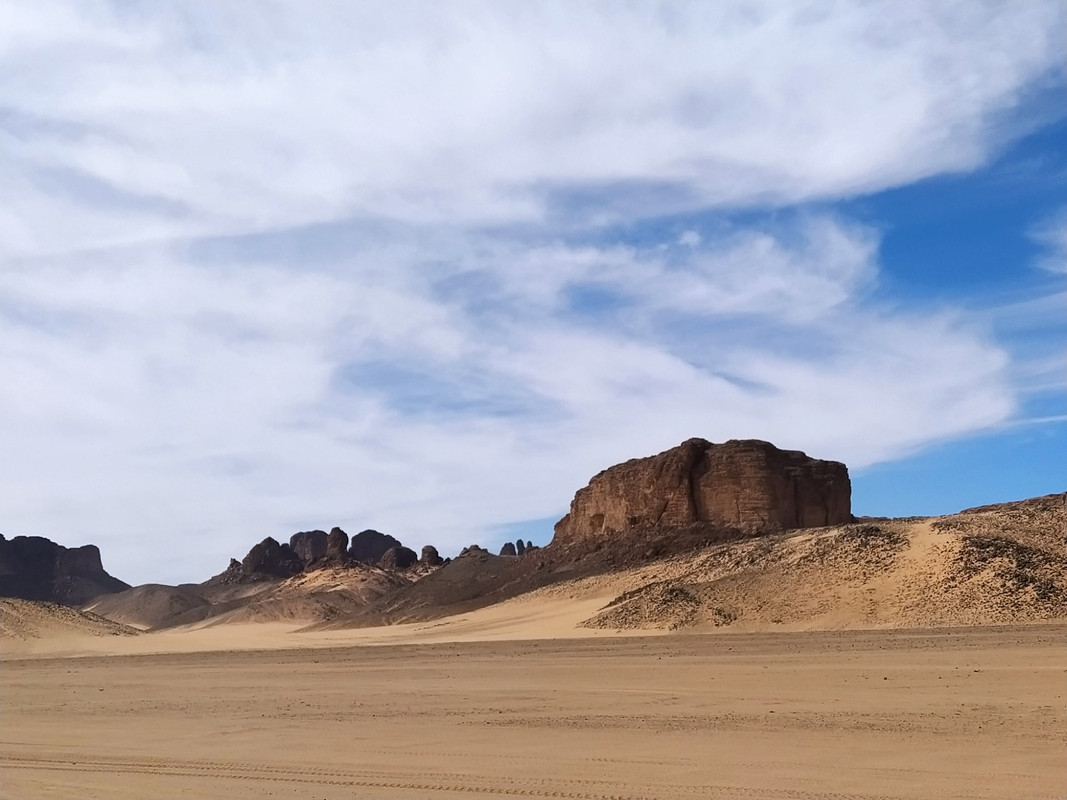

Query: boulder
left=553, top=438, right=851, bottom=545
left=349, top=529, right=403, bottom=564
left=378, top=545, right=418, bottom=570
left=289, top=530, right=327, bottom=564
left=499, top=542, right=517, bottom=557
left=420, top=545, right=443, bottom=566
left=326, top=527, right=349, bottom=558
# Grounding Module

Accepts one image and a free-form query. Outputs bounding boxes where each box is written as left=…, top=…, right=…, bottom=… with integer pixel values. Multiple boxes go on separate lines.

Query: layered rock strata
left=553, top=438, right=850, bottom=545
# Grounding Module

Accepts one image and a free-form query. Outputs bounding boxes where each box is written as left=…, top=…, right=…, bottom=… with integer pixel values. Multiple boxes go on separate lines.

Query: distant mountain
left=0, top=534, right=129, bottom=606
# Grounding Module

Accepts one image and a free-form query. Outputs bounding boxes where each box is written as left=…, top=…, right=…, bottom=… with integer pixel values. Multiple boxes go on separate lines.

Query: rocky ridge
left=0, top=534, right=129, bottom=605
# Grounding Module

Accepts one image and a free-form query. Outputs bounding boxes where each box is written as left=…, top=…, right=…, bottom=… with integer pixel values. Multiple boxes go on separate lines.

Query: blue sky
left=1, top=1, right=1064, bottom=584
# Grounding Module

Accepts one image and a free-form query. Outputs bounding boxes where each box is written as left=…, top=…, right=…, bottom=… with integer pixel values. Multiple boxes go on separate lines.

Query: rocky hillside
left=85, top=565, right=412, bottom=630
left=0, top=534, right=129, bottom=605
left=81, top=525, right=438, bottom=630
left=11, top=438, right=1058, bottom=636
left=579, top=492, right=1066, bottom=631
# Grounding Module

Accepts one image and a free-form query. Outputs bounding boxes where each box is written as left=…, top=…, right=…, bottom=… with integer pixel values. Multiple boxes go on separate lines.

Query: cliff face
left=553, top=439, right=851, bottom=545
left=0, top=534, right=129, bottom=605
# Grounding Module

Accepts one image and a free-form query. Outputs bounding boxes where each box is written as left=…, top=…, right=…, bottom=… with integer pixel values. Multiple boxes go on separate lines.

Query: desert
left=2, top=439, right=1065, bottom=800
left=4, top=8, right=1067, bottom=798
left=3, top=625, right=1064, bottom=800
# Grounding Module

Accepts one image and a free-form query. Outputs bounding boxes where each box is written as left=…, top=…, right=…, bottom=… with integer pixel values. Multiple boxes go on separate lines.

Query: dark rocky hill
left=0, top=534, right=129, bottom=605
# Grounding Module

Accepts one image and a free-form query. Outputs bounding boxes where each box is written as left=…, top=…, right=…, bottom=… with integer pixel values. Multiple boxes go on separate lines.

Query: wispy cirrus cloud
left=1030, top=208, right=1067, bottom=274
left=0, top=1, right=1061, bottom=582
left=3, top=1, right=1063, bottom=256
left=0, top=217, right=1014, bottom=581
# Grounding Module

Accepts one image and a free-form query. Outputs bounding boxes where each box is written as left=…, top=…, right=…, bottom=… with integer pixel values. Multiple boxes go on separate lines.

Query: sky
left=2, top=1, right=1065, bottom=586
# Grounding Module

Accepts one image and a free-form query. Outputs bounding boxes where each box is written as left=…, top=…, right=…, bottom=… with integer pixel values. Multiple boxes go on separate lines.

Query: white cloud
left=0, top=1, right=1056, bottom=583
left=1030, top=208, right=1067, bottom=274
left=2, top=1, right=1063, bottom=256
left=0, top=218, right=1015, bottom=582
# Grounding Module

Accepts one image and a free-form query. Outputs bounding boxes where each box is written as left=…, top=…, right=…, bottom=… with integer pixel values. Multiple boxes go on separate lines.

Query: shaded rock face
left=326, top=527, right=349, bottom=558
left=240, top=537, right=303, bottom=579
left=499, top=542, right=517, bottom=557
left=553, top=438, right=851, bottom=545
left=420, top=545, right=443, bottom=567
left=378, top=545, right=418, bottom=570
left=289, top=530, right=328, bottom=564
left=515, top=539, right=526, bottom=555
left=0, top=534, right=129, bottom=605
left=349, top=530, right=403, bottom=564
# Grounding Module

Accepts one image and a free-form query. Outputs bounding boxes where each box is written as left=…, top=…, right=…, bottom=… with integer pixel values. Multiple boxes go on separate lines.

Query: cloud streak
left=0, top=1, right=1061, bottom=582
left=4, top=1, right=1063, bottom=255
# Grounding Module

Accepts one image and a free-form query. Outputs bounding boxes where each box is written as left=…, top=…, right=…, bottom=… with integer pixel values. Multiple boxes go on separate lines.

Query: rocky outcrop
left=553, top=438, right=851, bottom=546
left=0, top=534, right=129, bottom=605
left=212, top=525, right=430, bottom=584
left=349, top=530, right=403, bottom=564
left=499, top=542, right=517, bottom=556
left=240, top=537, right=303, bottom=579
left=378, top=546, right=418, bottom=570
left=326, top=527, right=349, bottom=559
left=420, top=545, right=443, bottom=567
left=515, top=539, right=526, bottom=555
left=289, top=530, right=328, bottom=564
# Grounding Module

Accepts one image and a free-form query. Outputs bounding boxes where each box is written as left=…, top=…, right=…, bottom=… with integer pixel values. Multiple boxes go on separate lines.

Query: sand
left=3, top=495, right=1064, bottom=798
left=2, top=620, right=1064, bottom=800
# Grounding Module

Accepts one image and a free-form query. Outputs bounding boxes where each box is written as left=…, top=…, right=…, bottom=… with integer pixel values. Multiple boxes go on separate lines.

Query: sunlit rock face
left=553, top=438, right=851, bottom=545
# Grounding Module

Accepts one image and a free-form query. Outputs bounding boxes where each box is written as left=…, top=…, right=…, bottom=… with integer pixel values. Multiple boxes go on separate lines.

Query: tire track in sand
left=0, top=751, right=889, bottom=800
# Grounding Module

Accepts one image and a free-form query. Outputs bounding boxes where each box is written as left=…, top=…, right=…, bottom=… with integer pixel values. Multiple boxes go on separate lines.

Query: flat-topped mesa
left=0, top=533, right=129, bottom=605
left=553, top=438, right=851, bottom=545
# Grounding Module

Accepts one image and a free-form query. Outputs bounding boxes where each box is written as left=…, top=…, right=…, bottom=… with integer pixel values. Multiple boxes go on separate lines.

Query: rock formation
left=349, top=529, right=403, bottom=564
left=240, top=537, right=303, bottom=579
left=212, top=525, right=430, bottom=584
left=499, top=542, right=517, bottom=557
left=0, top=533, right=129, bottom=605
left=420, top=545, right=443, bottom=566
left=289, top=530, right=328, bottom=564
left=378, top=545, right=418, bottom=570
left=553, top=438, right=851, bottom=546
left=326, top=527, right=349, bottom=559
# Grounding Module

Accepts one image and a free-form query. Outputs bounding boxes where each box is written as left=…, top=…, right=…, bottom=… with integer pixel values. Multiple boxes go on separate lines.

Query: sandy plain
left=2, top=618, right=1064, bottom=800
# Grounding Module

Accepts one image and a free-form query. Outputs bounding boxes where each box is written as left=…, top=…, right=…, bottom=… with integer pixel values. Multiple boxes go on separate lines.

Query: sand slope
left=0, top=598, right=140, bottom=642
left=84, top=565, right=411, bottom=631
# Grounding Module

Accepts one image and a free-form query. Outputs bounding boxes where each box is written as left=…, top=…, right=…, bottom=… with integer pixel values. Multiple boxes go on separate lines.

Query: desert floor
left=2, top=623, right=1064, bottom=800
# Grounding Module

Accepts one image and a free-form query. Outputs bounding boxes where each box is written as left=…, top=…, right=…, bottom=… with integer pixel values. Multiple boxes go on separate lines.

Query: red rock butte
left=553, top=438, right=851, bottom=544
